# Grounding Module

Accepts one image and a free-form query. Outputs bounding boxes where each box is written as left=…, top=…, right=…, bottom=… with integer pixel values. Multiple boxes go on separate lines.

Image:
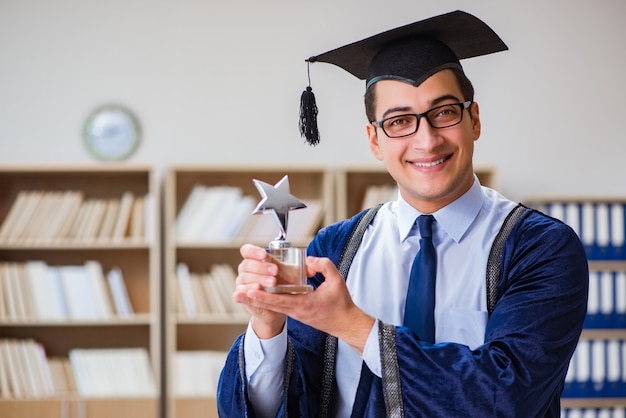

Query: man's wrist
left=251, top=316, right=287, bottom=340
left=336, top=307, right=376, bottom=355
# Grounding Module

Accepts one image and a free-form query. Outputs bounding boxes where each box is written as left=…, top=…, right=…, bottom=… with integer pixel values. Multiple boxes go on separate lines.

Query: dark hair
left=364, top=68, right=475, bottom=123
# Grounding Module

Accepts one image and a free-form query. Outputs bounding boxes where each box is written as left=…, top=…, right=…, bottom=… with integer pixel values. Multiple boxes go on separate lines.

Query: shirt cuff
left=361, top=319, right=382, bottom=377
left=244, top=320, right=288, bottom=379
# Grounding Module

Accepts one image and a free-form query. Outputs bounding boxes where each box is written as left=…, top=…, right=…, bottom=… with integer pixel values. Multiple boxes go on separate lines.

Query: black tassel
left=299, top=86, right=320, bottom=146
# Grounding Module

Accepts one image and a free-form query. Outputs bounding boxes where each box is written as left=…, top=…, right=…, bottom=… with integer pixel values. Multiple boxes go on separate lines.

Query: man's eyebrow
left=429, top=94, right=463, bottom=107
left=381, top=106, right=412, bottom=120
left=380, top=94, right=463, bottom=120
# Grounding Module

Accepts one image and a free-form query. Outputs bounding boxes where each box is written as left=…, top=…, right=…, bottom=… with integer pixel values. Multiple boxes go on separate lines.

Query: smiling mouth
left=412, top=155, right=450, bottom=168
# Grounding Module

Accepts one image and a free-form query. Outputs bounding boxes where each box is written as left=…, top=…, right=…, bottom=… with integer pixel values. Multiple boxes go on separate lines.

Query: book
left=176, top=263, right=196, bottom=317
left=59, top=264, right=102, bottom=320
left=71, top=199, right=97, bottom=240
left=67, top=199, right=91, bottom=240
left=20, top=191, right=54, bottom=243
left=189, top=273, right=210, bottom=314
left=222, top=195, right=257, bottom=239
left=585, top=270, right=600, bottom=328
left=112, top=191, right=135, bottom=240
left=606, top=339, right=621, bottom=389
left=0, top=264, right=8, bottom=320
left=47, top=358, right=72, bottom=396
left=564, top=203, right=581, bottom=238
left=210, top=263, right=244, bottom=316
left=222, top=264, right=248, bottom=317
left=18, top=339, right=42, bottom=397
left=7, top=191, right=43, bottom=242
left=2, top=339, right=26, bottom=398
left=0, top=190, right=29, bottom=241
left=46, top=266, right=70, bottom=320
left=610, top=203, right=626, bottom=259
left=616, top=272, right=626, bottom=328
left=30, top=191, right=63, bottom=242
left=7, top=263, right=28, bottom=320
left=25, top=260, right=64, bottom=321
left=196, top=186, right=243, bottom=241
left=53, top=190, right=85, bottom=242
left=69, top=347, right=157, bottom=397
left=0, top=264, right=17, bottom=320
left=96, top=198, right=120, bottom=241
left=179, top=186, right=222, bottom=242
left=143, top=193, right=155, bottom=242
left=32, top=342, right=54, bottom=397
left=175, top=184, right=208, bottom=241
left=201, top=273, right=228, bottom=315
left=596, top=204, right=610, bottom=257
left=16, top=263, right=34, bottom=320
left=106, top=267, right=134, bottom=317
left=129, top=195, right=145, bottom=241
left=0, top=341, right=10, bottom=398
left=84, top=261, right=113, bottom=319
left=173, top=350, right=228, bottom=397
left=80, top=198, right=108, bottom=241
left=599, top=270, right=613, bottom=325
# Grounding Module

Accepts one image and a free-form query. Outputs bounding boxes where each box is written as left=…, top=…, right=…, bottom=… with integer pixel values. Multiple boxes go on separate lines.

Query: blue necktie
left=404, top=214, right=436, bottom=343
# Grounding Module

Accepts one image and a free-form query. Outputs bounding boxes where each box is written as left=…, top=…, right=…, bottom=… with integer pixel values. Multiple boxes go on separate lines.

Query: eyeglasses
left=372, top=101, right=472, bottom=138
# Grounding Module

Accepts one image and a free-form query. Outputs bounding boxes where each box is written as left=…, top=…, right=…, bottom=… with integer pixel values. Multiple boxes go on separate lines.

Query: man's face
left=366, top=70, right=481, bottom=213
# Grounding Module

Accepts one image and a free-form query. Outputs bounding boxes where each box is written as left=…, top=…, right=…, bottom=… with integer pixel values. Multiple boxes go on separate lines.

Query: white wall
left=0, top=0, right=624, bottom=203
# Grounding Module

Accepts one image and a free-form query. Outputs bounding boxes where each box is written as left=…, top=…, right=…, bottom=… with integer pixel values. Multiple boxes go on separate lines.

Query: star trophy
left=251, top=175, right=313, bottom=294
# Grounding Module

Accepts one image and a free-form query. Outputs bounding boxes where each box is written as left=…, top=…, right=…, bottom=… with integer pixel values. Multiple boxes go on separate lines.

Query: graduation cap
left=299, top=10, right=508, bottom=146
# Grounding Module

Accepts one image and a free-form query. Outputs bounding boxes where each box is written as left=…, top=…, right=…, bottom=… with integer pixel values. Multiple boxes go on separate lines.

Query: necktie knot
left=417, top=214, right=434, bottom=239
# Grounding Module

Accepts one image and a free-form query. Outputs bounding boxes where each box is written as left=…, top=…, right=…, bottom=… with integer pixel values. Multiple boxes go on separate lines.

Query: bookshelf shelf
left=0, top=315, right=153, bottom=327
left=0, top=397, right=159, bottom=418
left=164, top=165, right=334, bottom=418
left=0, top=242, right=152, bottom=250
left=560, top=398, right=626, bottom=408
left=175, top=315, right=250, bottom=325
left=0, top=165, right=161, bottom=418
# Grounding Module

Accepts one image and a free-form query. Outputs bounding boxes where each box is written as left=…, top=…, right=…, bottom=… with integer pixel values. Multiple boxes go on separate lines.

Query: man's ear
left=367, top=123, right=383, bottom=160
left=470, top=102, right=481, bottom=141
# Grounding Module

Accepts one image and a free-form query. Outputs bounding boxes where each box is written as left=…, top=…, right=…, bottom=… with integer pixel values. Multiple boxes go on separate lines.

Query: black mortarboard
left=299, top=10, right=507, bottom=146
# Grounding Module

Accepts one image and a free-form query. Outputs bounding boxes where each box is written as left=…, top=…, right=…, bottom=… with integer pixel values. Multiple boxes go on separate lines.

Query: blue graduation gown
left=217, top=207, right=588, bottom=417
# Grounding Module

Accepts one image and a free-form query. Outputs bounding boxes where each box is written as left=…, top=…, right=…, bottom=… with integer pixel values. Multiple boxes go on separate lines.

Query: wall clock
left=83, top=104, right=141, bottom=161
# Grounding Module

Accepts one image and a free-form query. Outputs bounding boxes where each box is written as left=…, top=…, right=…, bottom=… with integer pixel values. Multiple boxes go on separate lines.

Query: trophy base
left=264, top=284, right=312, bottom=294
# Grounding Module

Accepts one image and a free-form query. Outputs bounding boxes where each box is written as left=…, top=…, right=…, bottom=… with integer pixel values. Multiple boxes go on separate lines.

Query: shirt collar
left=397, top=176, right=484, bottom=243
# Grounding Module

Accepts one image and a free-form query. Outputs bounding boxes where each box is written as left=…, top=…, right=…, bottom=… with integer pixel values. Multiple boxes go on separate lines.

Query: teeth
left=415, top=157, right=446, bottom=167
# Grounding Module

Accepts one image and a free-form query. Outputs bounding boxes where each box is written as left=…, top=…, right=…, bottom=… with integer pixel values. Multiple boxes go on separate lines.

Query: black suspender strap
left=485, top=204, right=528, bottom=316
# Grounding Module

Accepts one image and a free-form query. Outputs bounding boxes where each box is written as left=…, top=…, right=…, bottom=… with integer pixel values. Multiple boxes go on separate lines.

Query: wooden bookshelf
left=334, top=165, right=497, bottom=220
left=163, top=165, right=333, bottom=418
left=0, top=165, right=161, bottom=418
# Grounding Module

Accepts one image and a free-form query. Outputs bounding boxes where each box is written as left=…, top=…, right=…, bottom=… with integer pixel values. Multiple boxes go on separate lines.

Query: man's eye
left=433, top=106, right=458, bottom=120
left=388, top=116, right=412, bottom=127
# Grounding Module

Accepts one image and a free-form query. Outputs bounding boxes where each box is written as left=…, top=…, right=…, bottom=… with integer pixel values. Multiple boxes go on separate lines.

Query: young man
left=218, top=10, right=588, bottom=417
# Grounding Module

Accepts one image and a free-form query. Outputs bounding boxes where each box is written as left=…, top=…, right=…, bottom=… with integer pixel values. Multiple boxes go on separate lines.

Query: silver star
left=252, top=175, right=307, bottom=241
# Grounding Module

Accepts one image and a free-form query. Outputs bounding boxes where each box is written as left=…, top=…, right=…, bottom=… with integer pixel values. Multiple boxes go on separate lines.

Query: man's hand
left=234, top=244, right=375, bottom=354
left=234, top=244, right=287, bottom=339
